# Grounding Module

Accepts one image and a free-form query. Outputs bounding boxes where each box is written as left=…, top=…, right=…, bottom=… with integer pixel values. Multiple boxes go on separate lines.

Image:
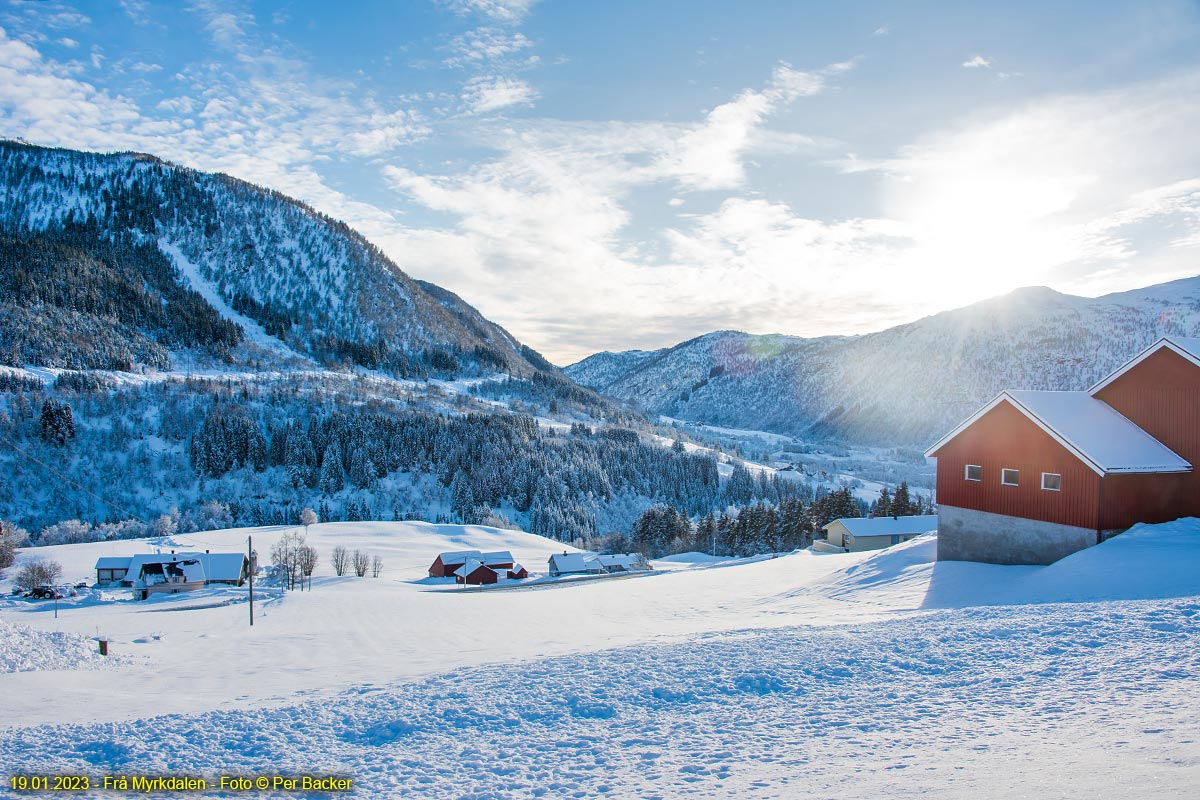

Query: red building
left=925, top=337, right=1200, bottom=565
left=428, top=550, right=514, bottom=578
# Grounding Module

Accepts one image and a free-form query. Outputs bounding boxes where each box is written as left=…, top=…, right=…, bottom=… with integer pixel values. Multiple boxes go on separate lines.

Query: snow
left=932, top=390, right=1192, bottom=474
left=1007, top=390, right=1191, bottom=473
left=1165, top=335, right=1200, bottom=362
left=158, top=240, right=311, bottom=363
left=0, top=618, right=138, bottom=673
left=2, top=519, right=1199, bottom=798
left=827, top=514, right=939, bottom=537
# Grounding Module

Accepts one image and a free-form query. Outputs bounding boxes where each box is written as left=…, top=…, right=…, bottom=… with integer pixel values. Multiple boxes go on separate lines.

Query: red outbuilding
left=455, top=560, right=500, bottom=585
left=925, top=337, right=1200, bottom=565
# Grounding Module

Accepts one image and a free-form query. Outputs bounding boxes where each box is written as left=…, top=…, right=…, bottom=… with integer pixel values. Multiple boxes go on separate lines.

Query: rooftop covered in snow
left=823, top=515, right=939, bottom=537
left=926, top=390, right=1192, bottom=475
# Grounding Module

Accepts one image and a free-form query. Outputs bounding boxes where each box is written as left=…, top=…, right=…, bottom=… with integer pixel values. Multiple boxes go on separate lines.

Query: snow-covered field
left=2, top=520, right=1198, bottom=798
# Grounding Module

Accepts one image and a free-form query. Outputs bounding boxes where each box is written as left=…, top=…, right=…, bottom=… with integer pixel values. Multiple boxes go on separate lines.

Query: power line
left=0, top=430, right=139, bottom=521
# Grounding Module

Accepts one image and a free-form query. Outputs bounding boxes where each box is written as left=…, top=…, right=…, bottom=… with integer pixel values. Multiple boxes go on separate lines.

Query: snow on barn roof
left=1089, top=336, right=1200, bottom=394
left=95, top=556, right=131, bottom=570
left=453, top=559, right=494, bottom=578
left=822, top=515, right=939, bottom=537
left=437, top=550, right=483, bottom=564
left=926, top=390, right=1192, bottom=475
left=438, top=550, right=513, bottom=567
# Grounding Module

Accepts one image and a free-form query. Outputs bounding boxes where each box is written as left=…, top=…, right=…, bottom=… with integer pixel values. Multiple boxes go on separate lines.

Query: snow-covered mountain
left=0, top=140, right=546, bottom=378
left=566, top=280, right=1200, bottom=446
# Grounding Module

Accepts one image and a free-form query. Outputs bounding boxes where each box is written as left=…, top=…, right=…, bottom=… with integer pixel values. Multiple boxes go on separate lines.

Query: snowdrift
left=806, top=517, right=1200, bottom=610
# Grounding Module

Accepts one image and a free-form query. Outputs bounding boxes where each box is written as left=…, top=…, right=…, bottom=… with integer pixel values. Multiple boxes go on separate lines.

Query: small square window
left=1001, top=468, right=1019, bottom=486
left=964, top=464, right=982, bottom=482
left=1041, top=472, right=1061, bottom=491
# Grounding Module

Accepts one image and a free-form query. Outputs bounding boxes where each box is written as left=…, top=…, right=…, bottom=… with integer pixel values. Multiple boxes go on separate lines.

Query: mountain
left=566, top=280, right=1200, bottom=446
left=0, top=140, right=545, bottom=378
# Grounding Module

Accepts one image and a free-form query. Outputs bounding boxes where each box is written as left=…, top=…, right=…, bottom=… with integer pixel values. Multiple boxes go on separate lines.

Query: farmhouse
left=547, top=552, right=603, bottom=576
left=94, top=551, right=249, bottom=597
left=925, top=336, right=1200, bottom=565
left=428, top=550, right=514, bottom=578
left=821, top=515, right=938, bottom=553
left=548, top=552, right=650, bottom=577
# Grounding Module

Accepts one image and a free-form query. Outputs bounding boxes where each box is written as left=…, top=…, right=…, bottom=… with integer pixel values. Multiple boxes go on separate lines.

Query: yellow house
left=821, top=515, right=938, bottom=553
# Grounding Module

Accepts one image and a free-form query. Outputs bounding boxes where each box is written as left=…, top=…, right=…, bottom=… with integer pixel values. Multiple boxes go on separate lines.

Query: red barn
left=925, top=337, right=1200, bottom=565
left=455, top=560, right=499, bottom=585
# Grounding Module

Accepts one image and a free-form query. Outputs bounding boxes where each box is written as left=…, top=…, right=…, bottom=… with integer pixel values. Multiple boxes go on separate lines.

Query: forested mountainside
left=567, top=281, right=1200, bottom=446
left=0, top=140, right=548, bottom=378
left=0, top=369, right=857, bottom=555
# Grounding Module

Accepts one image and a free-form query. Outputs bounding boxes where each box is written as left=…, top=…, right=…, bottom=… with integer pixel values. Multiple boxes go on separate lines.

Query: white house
left=548, top=552, right=651, bottom=577
left=94, top=551, right=249, bottom=597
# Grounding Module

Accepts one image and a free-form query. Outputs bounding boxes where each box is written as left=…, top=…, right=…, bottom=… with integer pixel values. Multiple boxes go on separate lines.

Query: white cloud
left=656, top=62, right=843, bottom=190
left=443, top=0, right=537, bottom=24
left=58, top=37, right=78, bottom=48
left=461, top=74, right=537, bottom=113
left=118, top=0, right=152, bottom=26
left=445, top=27, right=532, bottom=67
left=962, top=55, right=991, bottom=68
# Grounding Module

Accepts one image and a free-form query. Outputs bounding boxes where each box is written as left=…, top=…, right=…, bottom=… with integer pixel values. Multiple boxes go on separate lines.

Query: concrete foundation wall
left=936, top=505, right=1097, bottom=565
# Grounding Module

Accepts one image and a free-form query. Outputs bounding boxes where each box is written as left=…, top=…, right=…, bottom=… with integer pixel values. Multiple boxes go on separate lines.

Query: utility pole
left=248, top=534, right=254, bottom=627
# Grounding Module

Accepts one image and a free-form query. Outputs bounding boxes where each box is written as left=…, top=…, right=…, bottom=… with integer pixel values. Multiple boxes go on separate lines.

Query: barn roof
left=1090, top=336, right=1200, bottom=394
left=822, top=515, right=939, bottom=537
left=453, top=559, right=495, bottom=578
left=437, top=550, right=483, bottom=564
left=481, top=551, right=513, bottom=564
left=925, top=390, right=1192, bottom=475
left=95, top=556, right=131, bottom=570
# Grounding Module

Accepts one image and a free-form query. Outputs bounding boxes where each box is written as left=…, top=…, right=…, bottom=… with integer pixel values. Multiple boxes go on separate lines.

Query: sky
left=1, top=1, right=1199, bottom=365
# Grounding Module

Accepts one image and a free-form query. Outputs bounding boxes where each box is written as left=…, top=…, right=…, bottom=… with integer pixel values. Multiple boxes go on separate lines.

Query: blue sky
left=2, top=0, right=1199, bottom=364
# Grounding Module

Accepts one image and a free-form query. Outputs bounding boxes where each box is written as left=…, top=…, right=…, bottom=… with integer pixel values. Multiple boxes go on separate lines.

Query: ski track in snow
left=3, top=599, right=1197, bottom=798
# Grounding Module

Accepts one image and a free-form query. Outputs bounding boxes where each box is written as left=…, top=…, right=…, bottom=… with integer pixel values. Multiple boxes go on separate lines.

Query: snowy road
left=3, top=597, right=1197, bottom=798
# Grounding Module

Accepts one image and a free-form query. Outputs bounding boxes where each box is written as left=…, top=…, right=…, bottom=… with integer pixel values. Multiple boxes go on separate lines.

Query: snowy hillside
left=1, top=519, right=1198, bottom=798
left=566, top=281, right=1200, bottom=445
left=0, top=140, right=549, bottom=379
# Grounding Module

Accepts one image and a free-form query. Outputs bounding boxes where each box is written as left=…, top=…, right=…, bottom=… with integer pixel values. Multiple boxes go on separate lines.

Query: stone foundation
left=936, top=505, right=1098, bottom=566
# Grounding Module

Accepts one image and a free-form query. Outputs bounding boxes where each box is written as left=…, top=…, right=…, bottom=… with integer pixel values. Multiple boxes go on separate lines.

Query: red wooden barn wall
left=933, top=402, right=1100, bottom=530
left=1094, top=347, right=1200, bottom=520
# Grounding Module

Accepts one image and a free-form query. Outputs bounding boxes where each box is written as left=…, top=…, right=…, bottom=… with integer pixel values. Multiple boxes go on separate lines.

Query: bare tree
left=298, top=545, right=319, bottom=590
left=299, top=507, right=318, bottom=535
left=371, top=554, right=383, bottom=578
left=15, top=558, right=63, bottom=592
left=271, top=531, right=306, bottom=590
left=352, top=549, right=369, bottom=577
left=331, top=546, right=349, bottom=576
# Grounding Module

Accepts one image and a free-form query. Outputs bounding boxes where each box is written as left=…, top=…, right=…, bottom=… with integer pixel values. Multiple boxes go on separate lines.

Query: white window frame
left=1041, top=472, right=1061, bottom=492
left=964, top=464, right=982, bottom=482
left=1001, top=468, right=1019, bottom=487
